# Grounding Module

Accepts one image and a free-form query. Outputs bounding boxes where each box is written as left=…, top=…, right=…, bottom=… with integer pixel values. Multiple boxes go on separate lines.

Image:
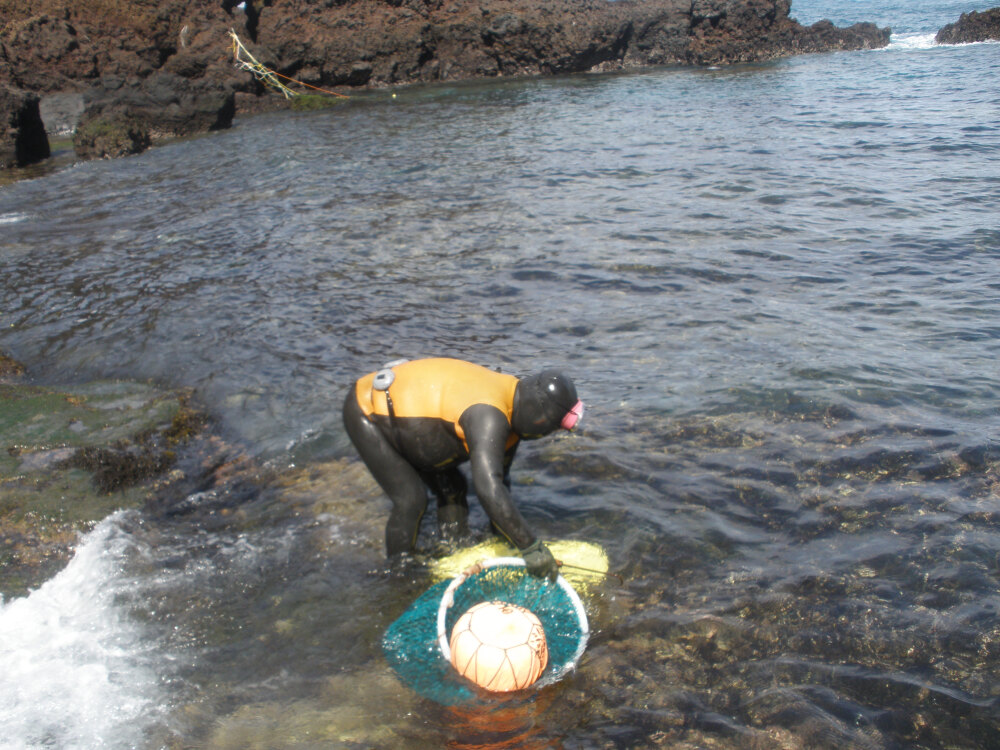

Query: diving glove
left=520, top=540, right=558, bottom=582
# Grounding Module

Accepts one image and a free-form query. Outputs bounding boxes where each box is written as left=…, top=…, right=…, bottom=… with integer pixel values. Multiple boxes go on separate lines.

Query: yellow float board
left=430, top=538, right=608, bottom=591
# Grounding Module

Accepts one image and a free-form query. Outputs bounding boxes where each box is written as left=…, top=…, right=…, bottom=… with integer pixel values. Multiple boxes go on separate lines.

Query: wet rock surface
left=0, top=364, right=220, bottom=597
left=936, top=7, right=1000, bottom=44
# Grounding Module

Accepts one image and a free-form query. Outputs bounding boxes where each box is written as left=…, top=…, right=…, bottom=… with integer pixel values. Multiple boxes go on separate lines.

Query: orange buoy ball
left=449, top=600, right=548, bottom=692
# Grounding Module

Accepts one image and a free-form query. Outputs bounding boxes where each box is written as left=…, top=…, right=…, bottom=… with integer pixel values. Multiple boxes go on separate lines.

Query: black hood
left=511, top=370, right=578, bottom=438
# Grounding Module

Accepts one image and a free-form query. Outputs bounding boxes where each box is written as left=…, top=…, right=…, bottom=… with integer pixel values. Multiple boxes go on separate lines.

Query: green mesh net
left=383, top=558, right=589, bottom=705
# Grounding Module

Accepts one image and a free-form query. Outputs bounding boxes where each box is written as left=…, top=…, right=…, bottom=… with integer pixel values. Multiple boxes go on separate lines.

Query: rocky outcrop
left=0, top=14, right=100, bottom=93
left=0, top=85, right=50, bottom=168
left=0, top=1, right=244, bottom=94
left=936, top=7, right=1000, bottom=44
left=250, top=0, right=890, bottom=89
left=1, top=0, right=243, bottom=161
left=71, top=107, right=153, bottom=160
left=72, top=71, right=235, bottom=159
left=0, top=0, right=890, bottom=165
left=652, top=0, right=889, bottom=65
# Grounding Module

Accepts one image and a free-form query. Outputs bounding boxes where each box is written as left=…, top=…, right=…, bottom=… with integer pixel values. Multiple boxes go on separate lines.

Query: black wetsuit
left=342, top=358, right=536, bottom=555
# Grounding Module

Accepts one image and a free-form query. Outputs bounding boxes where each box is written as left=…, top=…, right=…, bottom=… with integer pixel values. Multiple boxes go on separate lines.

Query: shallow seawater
left=1, top=1, right=1000, bottom=747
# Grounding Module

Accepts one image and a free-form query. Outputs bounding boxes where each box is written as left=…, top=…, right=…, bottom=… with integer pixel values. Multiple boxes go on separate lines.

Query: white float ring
left=436, top=556, right=589, bottom=686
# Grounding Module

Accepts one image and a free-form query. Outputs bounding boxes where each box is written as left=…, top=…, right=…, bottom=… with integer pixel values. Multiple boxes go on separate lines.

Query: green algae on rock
left=0, top=379, right=208, bottom=598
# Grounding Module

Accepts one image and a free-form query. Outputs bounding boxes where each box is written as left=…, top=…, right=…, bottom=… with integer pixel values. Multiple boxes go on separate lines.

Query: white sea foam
left=887, top=32, right=939, bottom=50
left=0, top=513, right=162, bottom=750
left=887, top=33, right=1000, bottom=51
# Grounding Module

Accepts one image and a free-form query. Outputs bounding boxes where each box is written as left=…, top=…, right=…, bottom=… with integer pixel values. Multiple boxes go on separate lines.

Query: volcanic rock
left=0, top=0, right=891, bottom=165
left=2, top=0, right=245, bottom=160
left=73, top=72, right=235, bottom=160
left=0, top=1, right=244, bottom=93
left=674, top=0, right=890, bottom=65
left=0, top=14, right=99, bottom=93
left=0, top=0, right=893, bottom=94
left=0, top=85, right=50, bottom=168
left=936, top=7, right=1000, bottom=44
left=249, top=0, right=890, bottom=88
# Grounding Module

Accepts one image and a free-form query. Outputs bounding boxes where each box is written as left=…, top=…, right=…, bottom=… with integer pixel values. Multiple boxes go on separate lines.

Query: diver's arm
left=502, top=443, right=518, bottom=490
left=460, top=404, right=535, bottom=549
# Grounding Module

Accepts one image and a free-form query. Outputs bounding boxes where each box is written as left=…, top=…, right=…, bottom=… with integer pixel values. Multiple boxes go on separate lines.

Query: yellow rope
left=229, top=30, right=349, bottom=99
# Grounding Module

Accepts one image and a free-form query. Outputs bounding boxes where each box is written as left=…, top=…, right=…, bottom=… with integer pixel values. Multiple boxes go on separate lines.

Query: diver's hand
left=520, top=540, right=558, bottom=582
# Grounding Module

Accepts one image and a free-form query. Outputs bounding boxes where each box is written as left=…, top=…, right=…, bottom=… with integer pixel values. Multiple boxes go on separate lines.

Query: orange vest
left=355, top=358, right=520, bottom=451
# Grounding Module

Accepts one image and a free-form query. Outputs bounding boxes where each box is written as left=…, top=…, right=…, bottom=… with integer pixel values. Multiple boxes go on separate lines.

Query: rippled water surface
left=2, top=1, right=1000, bottom=747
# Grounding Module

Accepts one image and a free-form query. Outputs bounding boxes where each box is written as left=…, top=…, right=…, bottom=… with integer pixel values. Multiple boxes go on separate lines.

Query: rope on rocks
left=229, top=30, right=349, bottom=99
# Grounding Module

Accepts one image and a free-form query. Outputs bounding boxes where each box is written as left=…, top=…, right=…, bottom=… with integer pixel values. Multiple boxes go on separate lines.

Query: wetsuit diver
left=342, top=358, right=584, bottom=581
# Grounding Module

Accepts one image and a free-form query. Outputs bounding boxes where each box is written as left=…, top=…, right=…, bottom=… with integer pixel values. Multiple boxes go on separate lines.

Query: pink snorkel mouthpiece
left=561, top=399, right=584, bottom=430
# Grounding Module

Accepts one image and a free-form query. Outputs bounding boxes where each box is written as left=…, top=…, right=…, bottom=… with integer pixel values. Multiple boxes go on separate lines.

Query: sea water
left=1, top=0, right=999, bottom=747
left=0, top=515, right=162, bottom=750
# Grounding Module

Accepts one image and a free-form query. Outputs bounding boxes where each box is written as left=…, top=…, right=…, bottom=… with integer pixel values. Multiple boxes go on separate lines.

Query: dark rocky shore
left=0, top=0, right=891, bottom=165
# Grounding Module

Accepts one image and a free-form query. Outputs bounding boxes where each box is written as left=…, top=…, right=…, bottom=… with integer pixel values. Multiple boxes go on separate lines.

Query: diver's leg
left=423, top=467, right=470, bottom=540
left=342, top=391, right=428, bottom=555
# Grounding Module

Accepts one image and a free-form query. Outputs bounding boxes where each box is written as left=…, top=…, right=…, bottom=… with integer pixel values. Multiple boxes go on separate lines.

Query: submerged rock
left=0, top=351, right=27, bottom=381
left=936, top=7, right=1000, bottom=44
left=0, top=379, right=209, bottom=597
left=200, top=673, right=420, bottom=750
